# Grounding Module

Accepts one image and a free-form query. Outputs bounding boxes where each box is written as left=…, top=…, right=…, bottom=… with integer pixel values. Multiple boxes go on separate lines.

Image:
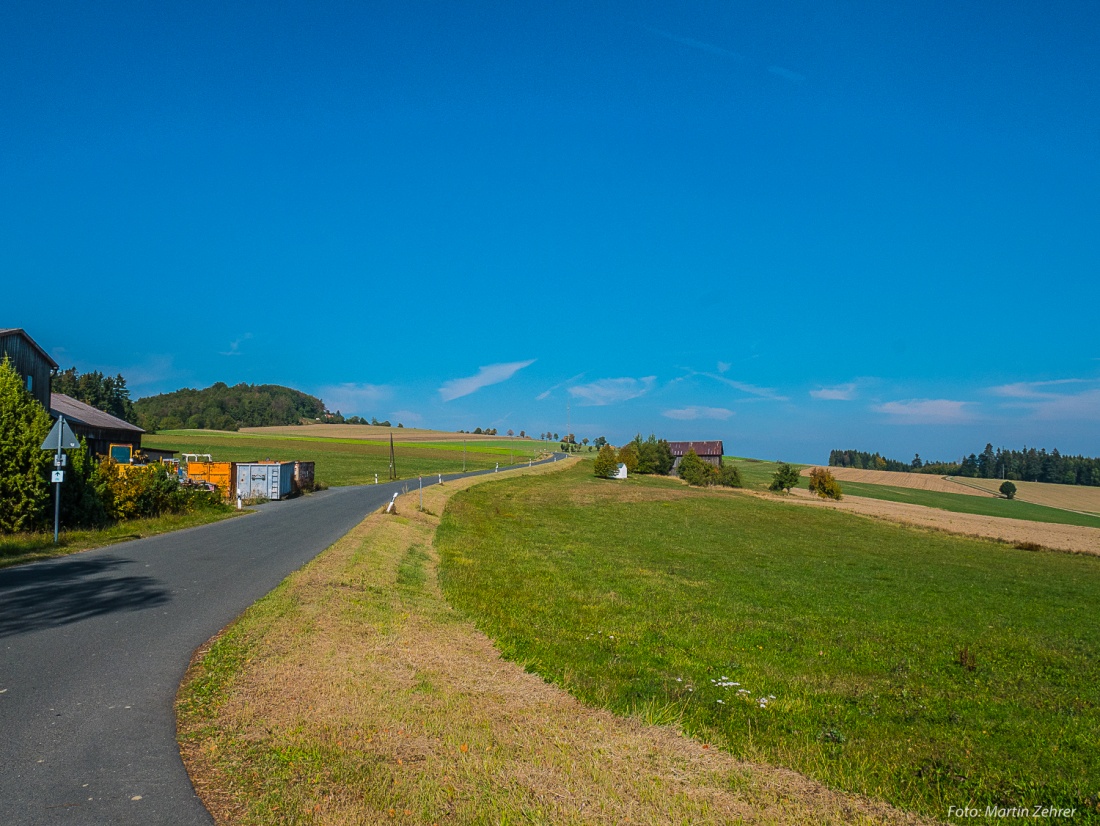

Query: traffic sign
left=51, top=470, right=65, bottom=483
left=42, top=417, right=81, bottom=451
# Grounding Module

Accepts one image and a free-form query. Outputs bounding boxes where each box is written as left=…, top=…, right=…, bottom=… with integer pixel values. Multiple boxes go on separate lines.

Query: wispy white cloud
left=987, top=378, right=1100, bottom=421
left=439, top=360, right=535, bottom=402
left=768, top=65, right=805, bottom=83
left=569, top=376, right=656, bottom=406
left=706, top=373, right=787, bottom=401
left=810, top=383, right=857, bottom=401
left=220, top=333, right=252, bottom=356
left=988, top=378, right=1090, bottom=399
left=317, top=383, right=392, bottom=415
left=536, top=372, right=586, bottom=401
left=638, top=25, right=748, bottom=60
left=1025, top=389, right=1100, bottom=421
left=873, top=399, right=974, bottom=424
left=662, top=406, right=733, bottom=421
left=716, top=361, right=731, bottom=374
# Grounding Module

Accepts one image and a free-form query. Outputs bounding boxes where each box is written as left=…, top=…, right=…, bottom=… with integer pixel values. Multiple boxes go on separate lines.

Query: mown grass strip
left=436, top=464, right=1100, bottom=823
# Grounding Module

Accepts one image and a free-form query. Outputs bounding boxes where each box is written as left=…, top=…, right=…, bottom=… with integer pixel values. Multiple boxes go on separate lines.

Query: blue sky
left=3, top=1, right=1098, bottom=462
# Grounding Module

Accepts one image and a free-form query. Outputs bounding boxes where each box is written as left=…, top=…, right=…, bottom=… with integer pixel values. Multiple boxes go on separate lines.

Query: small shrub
left=716, top=463, right=742, bottom=488
left=808, top=467, right=843, bottom=500
left=593, top=445, right=619, bottom=478
left=999, top=480, right=1017, bottom=500
left=768, top=463, right=801, bottom=493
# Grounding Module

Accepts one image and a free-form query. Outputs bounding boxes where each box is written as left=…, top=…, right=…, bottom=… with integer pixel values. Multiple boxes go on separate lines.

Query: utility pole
left=389, top=432, right=397, bottom=480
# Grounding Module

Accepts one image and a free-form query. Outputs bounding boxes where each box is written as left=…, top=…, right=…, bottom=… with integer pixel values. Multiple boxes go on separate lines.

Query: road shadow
left=0, top=555, right=170, bottom=638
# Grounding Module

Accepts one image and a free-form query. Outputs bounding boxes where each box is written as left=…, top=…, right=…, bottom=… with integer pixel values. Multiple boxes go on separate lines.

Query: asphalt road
left=0, top=458, right=561, bottom=825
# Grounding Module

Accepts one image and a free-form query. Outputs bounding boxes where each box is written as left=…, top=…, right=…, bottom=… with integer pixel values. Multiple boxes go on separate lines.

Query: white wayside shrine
left=614, top=463, right=628, bottom=479
left=41, top=415, right=82, bottom=544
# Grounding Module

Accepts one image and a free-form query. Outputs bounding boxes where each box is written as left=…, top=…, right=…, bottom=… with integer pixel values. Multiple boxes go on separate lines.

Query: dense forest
left=830, top=446, right=1100, bottom=486
left=53, top=367, right=137, bottom=424
left=134, top=383, right=326, bottom=431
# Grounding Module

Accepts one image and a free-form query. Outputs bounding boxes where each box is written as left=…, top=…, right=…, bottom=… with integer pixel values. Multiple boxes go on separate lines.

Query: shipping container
left=187, top=461, right=236, bottom=500
left=235, top=462, right=295, bottom=501
left=293, top=461, right=315, bottom=492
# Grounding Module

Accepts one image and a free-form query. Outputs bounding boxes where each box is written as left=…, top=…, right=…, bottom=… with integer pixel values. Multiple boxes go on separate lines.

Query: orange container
left=186, top=461, right=236, bottom=500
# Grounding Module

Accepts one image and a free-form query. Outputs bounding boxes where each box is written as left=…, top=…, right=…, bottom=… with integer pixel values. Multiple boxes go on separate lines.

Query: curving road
left=0, top=459, right=560, bottom=825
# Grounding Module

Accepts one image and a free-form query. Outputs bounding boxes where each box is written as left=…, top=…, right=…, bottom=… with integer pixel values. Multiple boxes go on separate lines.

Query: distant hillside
left=135, top=382, right=325, bottom=432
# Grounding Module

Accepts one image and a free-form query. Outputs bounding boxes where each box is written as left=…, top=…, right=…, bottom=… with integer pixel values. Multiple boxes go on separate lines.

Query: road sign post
left=41, top=415, right=81, bottom=545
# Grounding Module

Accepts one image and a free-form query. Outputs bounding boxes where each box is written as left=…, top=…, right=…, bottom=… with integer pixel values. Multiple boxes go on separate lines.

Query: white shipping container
left=235, top=462, right=295, bottom=501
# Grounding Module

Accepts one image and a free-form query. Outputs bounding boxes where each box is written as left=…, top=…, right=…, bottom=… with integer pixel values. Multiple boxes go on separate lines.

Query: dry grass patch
left=956, top=477, right=1100, bottom=515
left=800, top=467, right=992, bottom=497
left=178, top=460, right=929, bottom=825
left=777, top=487, right=1100, bottom=555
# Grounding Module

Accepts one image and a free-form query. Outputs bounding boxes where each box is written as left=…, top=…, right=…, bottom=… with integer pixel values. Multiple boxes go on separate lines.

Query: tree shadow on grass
left=0, top=555, right=170, bottom=638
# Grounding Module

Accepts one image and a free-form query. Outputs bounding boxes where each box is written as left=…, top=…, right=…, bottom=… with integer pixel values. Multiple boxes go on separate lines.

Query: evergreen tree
left=53, top=367, right=137, bottom=424
left=0, top=357, right=52, bottom=533
left=678, top=449, right=717, bottom=487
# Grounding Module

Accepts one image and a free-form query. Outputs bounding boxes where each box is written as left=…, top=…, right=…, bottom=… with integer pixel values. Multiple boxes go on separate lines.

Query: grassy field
left=725, top=458, right=1100, bottom=529
left=144, top=430, right=555, bottom=486
left=437, top=464, right=1100, bottom=822
left=0, top=507, right=238, bottom=570
left=178, top=462, right=919, bottom=825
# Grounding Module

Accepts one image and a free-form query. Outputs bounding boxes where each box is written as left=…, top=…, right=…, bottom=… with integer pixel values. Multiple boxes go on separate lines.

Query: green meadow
left=437, top=464, right=1100, bottom=822
left=724, top=457, right=1100, bottom=529
left=143, top=430, right=554, bottom=486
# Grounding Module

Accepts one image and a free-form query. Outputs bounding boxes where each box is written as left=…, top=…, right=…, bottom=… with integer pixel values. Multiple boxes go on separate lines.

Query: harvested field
left=801, top=466, right=992, bottom=496
left=178, top=461, right=930, bottom=826
left=779, top=488, right=1100, bottom=555
left=240, top=424, right=529, bottom=443
left=955, top=477, right=1100, bottom=515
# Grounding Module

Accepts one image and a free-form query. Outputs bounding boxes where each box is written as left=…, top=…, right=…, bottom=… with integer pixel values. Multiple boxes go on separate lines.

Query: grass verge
left=0, top=507, right=238, bottom=570
left=436, top=464, right=1100, bottom=823
left=177, top=460, right=928, bottom=825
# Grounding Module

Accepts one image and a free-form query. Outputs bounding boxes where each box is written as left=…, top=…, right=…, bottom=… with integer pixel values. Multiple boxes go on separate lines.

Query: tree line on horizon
left=52, top=367, right=138, bottom=425
left=133, top=382, right=327, bottom=431
left=829, top=445, right=1100, bottom=487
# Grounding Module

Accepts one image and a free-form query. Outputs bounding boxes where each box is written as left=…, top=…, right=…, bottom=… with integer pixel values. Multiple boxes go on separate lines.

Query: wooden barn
left=0, top=327, right=58, bottom=410
left=50, top=392, right=145, bottom=458
left=668, top=440, right=725, bottom=468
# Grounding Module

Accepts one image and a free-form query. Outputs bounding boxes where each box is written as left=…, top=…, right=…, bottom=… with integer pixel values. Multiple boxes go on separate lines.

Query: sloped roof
left=668, top=440, right=724, bottom=457
left=0, top=328, right=59, bottom=369
left=50, top=393, right=144, bottom=433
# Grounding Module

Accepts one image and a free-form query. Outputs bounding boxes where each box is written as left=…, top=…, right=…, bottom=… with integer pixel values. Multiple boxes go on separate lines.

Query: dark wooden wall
left=0, top=333, right=54, bottom=410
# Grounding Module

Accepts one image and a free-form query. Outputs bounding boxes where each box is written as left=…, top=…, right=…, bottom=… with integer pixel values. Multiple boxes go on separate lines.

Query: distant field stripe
left=839, top=481, right=1100, bottom=529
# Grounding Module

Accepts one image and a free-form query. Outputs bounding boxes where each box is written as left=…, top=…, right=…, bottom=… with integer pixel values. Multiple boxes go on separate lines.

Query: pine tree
left=0, top=357, right=52, bottom=533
